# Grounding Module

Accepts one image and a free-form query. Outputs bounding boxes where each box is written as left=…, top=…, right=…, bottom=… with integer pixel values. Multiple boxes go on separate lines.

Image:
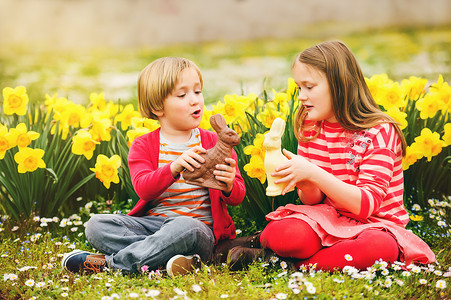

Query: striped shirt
left=146, top=128, right=213, bottom=226
left=298, top=120, right=408, bottom=227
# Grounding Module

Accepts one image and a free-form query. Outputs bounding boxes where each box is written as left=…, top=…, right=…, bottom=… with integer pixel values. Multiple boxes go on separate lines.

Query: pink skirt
left=265, top=204, right=435, bottom=265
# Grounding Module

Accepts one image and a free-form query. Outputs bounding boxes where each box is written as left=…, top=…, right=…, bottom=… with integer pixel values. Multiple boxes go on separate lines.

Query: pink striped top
left=298, top=120, right=408, bottom=227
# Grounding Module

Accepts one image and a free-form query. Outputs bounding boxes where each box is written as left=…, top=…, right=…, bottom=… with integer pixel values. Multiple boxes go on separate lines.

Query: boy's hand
left=171, top=146, right=206, bottom=177
left=213, top=157, right=236, bottom=194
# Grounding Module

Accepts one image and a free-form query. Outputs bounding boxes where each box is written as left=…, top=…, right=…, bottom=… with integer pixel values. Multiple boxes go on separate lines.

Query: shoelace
left=83, top=258, right=105, bottom=273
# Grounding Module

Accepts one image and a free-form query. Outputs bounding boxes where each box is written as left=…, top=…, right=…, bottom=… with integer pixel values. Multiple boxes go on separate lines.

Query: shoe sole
left=61, top=249, right=91, bottom=273
left=166, top=255, right=196, bottom=278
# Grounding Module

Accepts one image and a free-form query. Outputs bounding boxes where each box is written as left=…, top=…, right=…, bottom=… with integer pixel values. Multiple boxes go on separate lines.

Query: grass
left=0, top=198, right=450, bottom=299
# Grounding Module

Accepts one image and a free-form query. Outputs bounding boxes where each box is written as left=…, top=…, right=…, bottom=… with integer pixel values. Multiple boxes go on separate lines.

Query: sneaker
left=61, top=249, right=107, bottom=274
left=166, top=254, right=201, bottom=278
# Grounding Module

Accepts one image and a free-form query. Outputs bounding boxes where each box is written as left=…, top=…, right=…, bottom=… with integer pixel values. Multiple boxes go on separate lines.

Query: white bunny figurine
left=263, top=118, right=294, bottom=196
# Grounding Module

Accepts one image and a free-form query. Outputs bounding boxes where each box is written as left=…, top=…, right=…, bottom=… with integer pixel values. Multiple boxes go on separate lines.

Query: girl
left=228, top=41, right=435, bottom=271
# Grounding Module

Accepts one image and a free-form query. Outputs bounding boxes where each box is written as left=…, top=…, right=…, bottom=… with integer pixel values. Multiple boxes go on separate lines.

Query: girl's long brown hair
left=293, top=41, right=406, bottom=156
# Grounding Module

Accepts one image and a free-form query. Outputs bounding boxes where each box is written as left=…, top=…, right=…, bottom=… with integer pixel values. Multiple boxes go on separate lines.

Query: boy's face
left=153, top=67, right=204, bottom=135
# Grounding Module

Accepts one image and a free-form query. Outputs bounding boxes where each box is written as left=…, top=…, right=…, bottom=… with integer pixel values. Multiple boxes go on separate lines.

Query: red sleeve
left=127, top=133, right=178, bottom=202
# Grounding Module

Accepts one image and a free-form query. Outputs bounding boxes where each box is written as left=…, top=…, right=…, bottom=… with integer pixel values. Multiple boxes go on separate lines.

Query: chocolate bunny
left=183, top=114, right=241, bottom=191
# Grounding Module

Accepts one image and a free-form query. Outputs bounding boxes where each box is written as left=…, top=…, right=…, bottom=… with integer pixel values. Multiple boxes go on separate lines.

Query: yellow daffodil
left=429, top=75, right=451, bottom=114
left=244, top=93, right=262, bottom=114
left=380, top=82, right=406, bottom=110
left=47, top=95, right=70, bottom=121
left=14, top=147, right=46, bottom=173
left=385, top=107, right=408, bottom=130
left=199, top=108, right=213, bottom=130
left=257, top=102, right=285, bottom=128
left=127, top=127, right=151, bottom=147
left=415, top=93, right=444, bottom=119
left=212, top=94, right=249, bottom=125
left=287, top=77, right=298, bottom=99
left=90, top=154, right=121, bottom=189
left=89, top=92, right=107, bottom=111
left=89, top=115, right=112, bottom=142
left=272, top=89, right=289, bottom=105
left=131, top=117, right=160, bottom=132
left=72, top=130, right=99, bottom=160
left=7, top=123, right=40, bottom=148
left=47, top=96, right=74, bottom=139
left=61, top=102, right=86, bottom=128
left=2, top=86, right=29, bottom=116
left=243, top=133, right=266, bottom=158
left=402, top=143, right=423, bottom=170
left=0, top=124, right=13, bottom=159
left=365, top=74, right=392, bottom=105
left=104, top=102, right=120, bottom=119
left=414, top=128, right=446, bottom=161
left=401, top=76, right=427, bottom=100
left=243, top=155, right=266, bottom=184
left=115, top=104, right=141, bottom=131
left=443, top=123, right=451, bottom=146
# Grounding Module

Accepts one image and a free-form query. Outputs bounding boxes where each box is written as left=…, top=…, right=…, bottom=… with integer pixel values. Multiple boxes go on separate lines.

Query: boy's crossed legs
left=62, top=214, right=214, bottom=276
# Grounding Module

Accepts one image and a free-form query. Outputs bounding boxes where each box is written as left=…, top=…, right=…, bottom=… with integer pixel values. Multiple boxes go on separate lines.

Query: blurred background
left=0, top=0, right=450, bottom=105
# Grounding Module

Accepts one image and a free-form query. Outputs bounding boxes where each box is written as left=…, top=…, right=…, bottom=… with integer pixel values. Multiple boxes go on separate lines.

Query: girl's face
left=293, top=61, right=337, bottom=123
left=153, top=67, right=204, bottom=141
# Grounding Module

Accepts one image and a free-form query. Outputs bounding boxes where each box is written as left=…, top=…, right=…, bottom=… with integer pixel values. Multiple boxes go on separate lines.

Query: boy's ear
left=151, top=109, right=164, bottom=117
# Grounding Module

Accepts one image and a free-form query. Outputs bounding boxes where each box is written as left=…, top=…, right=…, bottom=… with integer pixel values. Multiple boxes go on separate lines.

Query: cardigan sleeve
left=128, top=133, right=179, bottom=202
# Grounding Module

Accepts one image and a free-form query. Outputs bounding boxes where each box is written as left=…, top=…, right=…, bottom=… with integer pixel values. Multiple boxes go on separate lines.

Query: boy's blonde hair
left=292, top=40, right=406, bottom=156
left=137, top=57, right=203, bottom=120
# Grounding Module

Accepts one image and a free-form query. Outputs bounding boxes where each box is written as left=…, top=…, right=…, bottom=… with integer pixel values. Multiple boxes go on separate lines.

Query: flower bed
left=0, top=75, right=450, bottom=299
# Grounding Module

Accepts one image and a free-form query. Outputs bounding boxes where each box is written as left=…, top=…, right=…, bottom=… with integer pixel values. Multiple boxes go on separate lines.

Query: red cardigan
left=127, top=128, right=246, bottom=243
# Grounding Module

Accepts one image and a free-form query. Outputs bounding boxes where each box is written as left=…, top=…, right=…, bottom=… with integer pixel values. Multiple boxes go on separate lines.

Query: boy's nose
left=189, top=93, right=201, bottom=105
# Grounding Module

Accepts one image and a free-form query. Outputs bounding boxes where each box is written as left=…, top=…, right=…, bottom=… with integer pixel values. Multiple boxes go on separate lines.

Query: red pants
left=260, top=218, right=399, bottom=271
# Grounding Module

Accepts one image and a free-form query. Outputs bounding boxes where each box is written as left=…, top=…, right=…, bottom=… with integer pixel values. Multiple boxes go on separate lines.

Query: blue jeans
left=85, top=214, right=215, bottom=273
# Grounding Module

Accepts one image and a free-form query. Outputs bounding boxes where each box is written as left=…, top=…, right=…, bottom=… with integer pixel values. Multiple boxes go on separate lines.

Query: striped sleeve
left=357, top=123, right=402, bottom=220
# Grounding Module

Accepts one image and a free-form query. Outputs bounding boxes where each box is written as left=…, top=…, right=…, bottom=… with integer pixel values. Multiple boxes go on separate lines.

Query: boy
left=62, top=57, right=246, bottom=276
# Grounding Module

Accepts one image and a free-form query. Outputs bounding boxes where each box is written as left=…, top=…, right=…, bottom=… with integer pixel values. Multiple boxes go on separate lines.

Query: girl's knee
left=357, top=230, right=399, bottom=262
left=260, top=219, right=322, bottom=258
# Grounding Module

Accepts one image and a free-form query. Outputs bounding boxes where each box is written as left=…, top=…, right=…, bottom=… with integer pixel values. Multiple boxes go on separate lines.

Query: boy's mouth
left=192, top=109, right=202, bottom=117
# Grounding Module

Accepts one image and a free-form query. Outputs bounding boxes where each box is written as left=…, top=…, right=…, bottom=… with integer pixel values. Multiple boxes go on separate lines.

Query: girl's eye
left=195, top=90, right=202, bottom=95
left=177, top=94, right=186, bottom=98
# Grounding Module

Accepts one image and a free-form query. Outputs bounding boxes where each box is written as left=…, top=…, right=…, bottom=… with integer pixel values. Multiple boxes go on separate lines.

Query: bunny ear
left=210, top=114, right=228, bottom=132
left=270, top=118, right=286, bottom=135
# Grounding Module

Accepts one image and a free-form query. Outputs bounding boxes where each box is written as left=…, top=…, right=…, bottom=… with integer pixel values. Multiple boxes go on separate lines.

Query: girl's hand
left=213, top=157, right=236, bottom=194
left=273, top=149, right=314, bottom=195
left=171, top=146, right=207, bottom=177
